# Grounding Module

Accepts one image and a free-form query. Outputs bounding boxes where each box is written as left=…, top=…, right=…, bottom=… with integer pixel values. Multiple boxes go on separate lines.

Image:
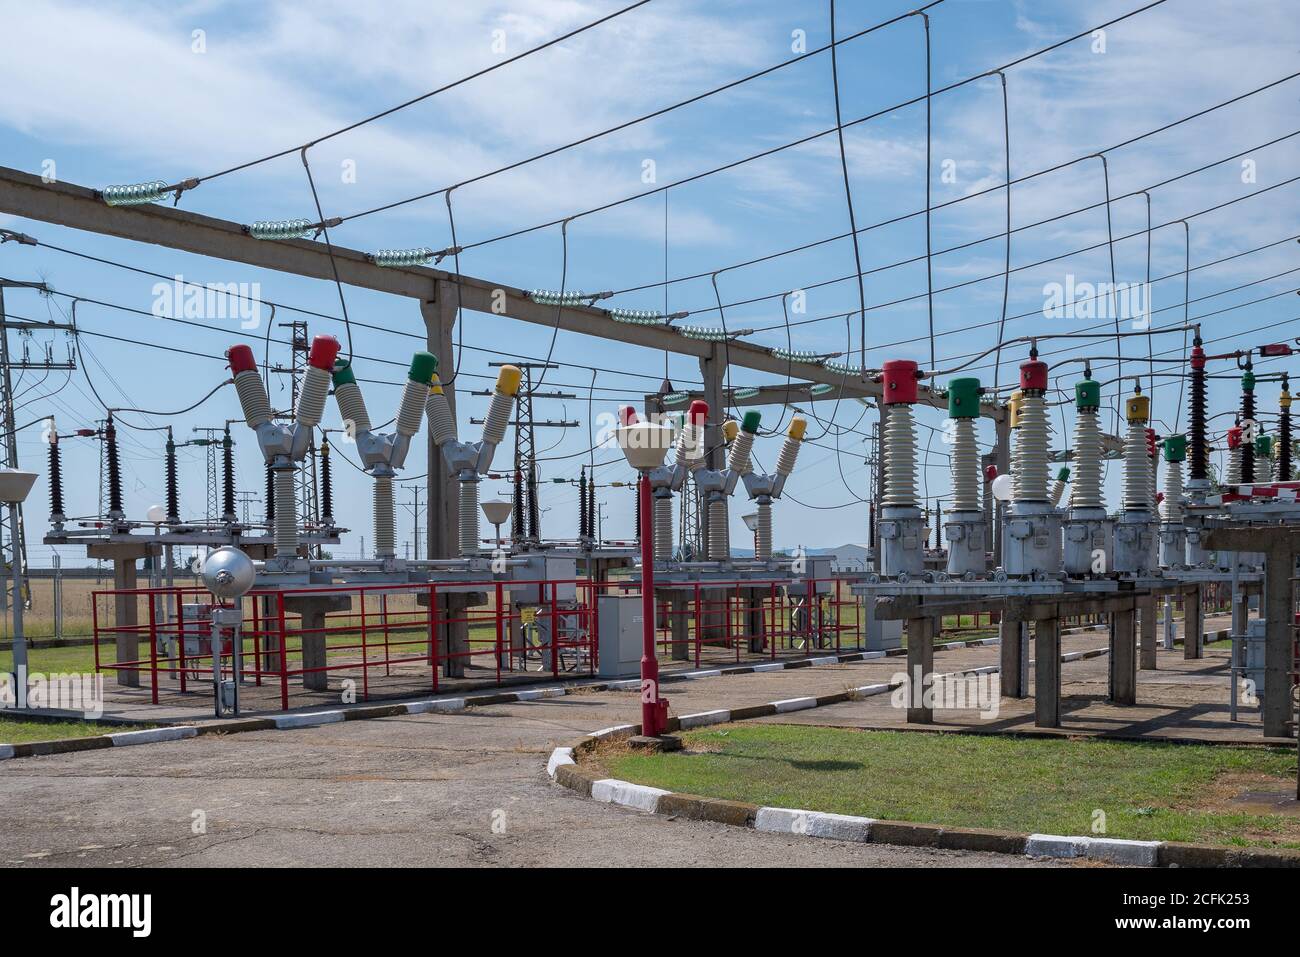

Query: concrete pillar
left=1262, top=543, right=1292, bottom=738
left=906, top=616, right=934, bottom=724
left=1182, top=585, right=1203, bottom=659
left=1110, top=605, right=1137, bottom=705
left=1139, top=595, right=1158, bottom=670
left=668, top=591, right=690, bottom=661
left=282, top=594, right=353, bottom=692
left=113, top=557, right=139, bottom=688
left=1000, top=617, right=1028, bottom=698
left=745, top=587, right=766, bottom=654
left=259, top=594, right=280, bottom=674
left=422, top=287, right=459, bottom=561
left=440, top=592, right=473, bottom=678
left=1034, top=616, right=1061, bottom=727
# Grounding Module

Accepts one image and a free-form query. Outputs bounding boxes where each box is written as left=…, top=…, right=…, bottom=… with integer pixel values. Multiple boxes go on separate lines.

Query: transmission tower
left=471, top=363, right=576, bottom=544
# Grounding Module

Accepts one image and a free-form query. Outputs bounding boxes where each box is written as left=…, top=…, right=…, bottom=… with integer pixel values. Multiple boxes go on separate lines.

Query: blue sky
left=0, top=0, right=1296, bottom=564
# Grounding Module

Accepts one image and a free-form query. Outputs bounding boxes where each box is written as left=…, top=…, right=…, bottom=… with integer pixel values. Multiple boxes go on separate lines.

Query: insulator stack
left=320, top=439, right=334, bottom=525
left=1069, top=384, right=1104, bottom=509
left=163, top=432, right=179, bottom=523
left=578, top=469, right=590, bottom=538
left=482, top=366, right=521, bottom=448
left=675, top=401, right=708, bottom=471
left=1225, top=425, right=1243, bottom=485
left=1062, top=378, right=1110, bottom=577
left=295, top=336, right=340, bottom=428
left=526, top=464, right=540, bottom=539
left=102, top=181, right=168, bottom=206
left=775, top=418, right=805, bottom=480
left=948, top=417, right=980, bottom=512
left=1240, top=368, right=1256, bottom=482
left=1123, top=397, right=1152, bottom=510
left=1050, top=467, right=1069, bottom=507
left=755, top=500, right=773, bottom=561
left=941, top=377, right=985, bottom=577
left=1278, top=382, right=1292, bottom=480
left=726, top=411, right=760, bottom=475
left=459, top=479, right=480, bottom=556
left=221, top=430, right=236, bottom=522
left=1012, top=391, right=1050, bottom=503
left=512, top=470, right=525, bottom=541
left=248, top=219, right=313, bottom=241
left=105, top=415, right=123, bottom=518
left=882, top=403, right=919, bottom=507
left=1187, top=341, right=1208, bottom=481
left=1162, top=437, right=1186, bottom=523
left=1147, top=427, right=1159, bottom=514
left=654, top=494, right=673, bottom=561
left=265, top=465, right=275, bottom=524
left=48, top=430, right=65, bottom=522
left=426, top=375, right=457, bottom=446
left=397, top=353, right=436, bottom=437
left=1159, top=433, right=1188, bottom=569
left=373, top=475, right=396, bottom=558
left=708, top=497, right=729, bottom=561
left=1003, top=358, right=1062, bottom=578
left=227, top=345, right=272, bottom=428
left=273, top=468, right=297, bottom=556
left=331, top=360, right=371, bottom=434
left=587, top=471, right=596, bottom=541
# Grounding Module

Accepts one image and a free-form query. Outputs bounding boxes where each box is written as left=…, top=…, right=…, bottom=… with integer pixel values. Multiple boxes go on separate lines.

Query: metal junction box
left=597, top=594, right=643, bottom=678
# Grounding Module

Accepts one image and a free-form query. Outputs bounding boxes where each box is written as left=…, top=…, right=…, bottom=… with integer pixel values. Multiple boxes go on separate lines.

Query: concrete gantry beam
left=0, top=165, right=1010, bottom=418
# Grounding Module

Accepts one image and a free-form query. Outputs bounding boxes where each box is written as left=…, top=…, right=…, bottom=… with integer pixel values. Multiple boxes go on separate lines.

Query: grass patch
left=0, top=717, right=134, bottom=745
left=604, top=724, right=1300, bottom=849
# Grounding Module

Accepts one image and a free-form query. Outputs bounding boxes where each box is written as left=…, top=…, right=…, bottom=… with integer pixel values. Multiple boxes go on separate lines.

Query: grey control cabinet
left=597, top=594, right=644, bottom=678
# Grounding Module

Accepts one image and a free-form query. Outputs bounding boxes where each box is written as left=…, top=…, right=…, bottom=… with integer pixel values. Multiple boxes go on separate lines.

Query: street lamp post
left=615, top=407, right=673, bottom=741
left=0, top=469, right=38, bottom=687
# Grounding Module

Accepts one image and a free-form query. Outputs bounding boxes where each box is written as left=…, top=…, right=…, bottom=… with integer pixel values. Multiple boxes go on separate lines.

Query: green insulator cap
left=407, top=351, right=437, bottom=384
left=1163, top=433, right=1187, bottom=462
left=331, top=358, right=358, bottom=387
left=1057, top=466, right=1070, bottom=482
left=1242, top=371, right=1255, bottom=392
left=1255, top=434, right=1272, bottom=456
left=947, top=377, right=981, bottom=419
left=1075, top=379, right=1101, bottom=410
left=741, top=410, right=761, bottom=434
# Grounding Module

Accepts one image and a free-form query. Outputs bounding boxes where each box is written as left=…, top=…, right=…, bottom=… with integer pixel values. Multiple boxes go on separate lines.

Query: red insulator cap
left=687, top=400, right=708, bottom=425
left=227, top=344, right=257, bottom=374
left=1259, top=343, right=1293, bottom=358
left=881, top=359, right=919, bottom=405
left=1156, top=492, right=1165, bottom=505
left=308, top=335, right=341, bottom=371
left=984, top=464, right=998, bottom=483
left=1019, top=359, right=1049, bottom=392
left=1190, top=345, right=1205, bottom=370
left=618, top=405, right=638, bottom=426
left=1227, top=425, right=1243, bottom=449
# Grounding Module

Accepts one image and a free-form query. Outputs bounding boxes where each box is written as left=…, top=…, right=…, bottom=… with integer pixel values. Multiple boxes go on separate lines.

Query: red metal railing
left=90, top=575, right=867, bottom=711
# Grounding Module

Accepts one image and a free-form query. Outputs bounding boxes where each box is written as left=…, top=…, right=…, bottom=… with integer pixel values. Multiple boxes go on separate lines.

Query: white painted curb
left=546, top=746, right=575, bottom=778
left=809, top=656, right=839, bottom=666
left=678, top=709, right=731, bottom=729
left=591, top=779, right=670, bottom=813
left=406, top=697, right=466, bottom=714
left=755, top=806, right=874, bottom=842
left=108, top=727, right=198, bottom=747
left=772, top=696, right=817, bottom=714
left=750, top=662, right=784, bottom=673
left=588, top=724, right=635, bottom=740
left=272, top=711, right=345, bottom=729
left=850, top=683, right=893, bottom=696
left=683, top=669, right=723, bottom=679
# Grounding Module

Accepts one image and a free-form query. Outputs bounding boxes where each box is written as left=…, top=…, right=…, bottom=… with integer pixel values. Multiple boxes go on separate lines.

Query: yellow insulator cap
left=1008, top=390, right=1024, bottom=429
left=495, top=364, right=522, bottom=396
left=723, top=419, right=739, bottom=443
left=787, top=415, right=807, bottom=441
left=429, top=373, right=443, bottom=395
left=1125, top=394, right=1150, bottom=423
left=1281, top=389, right=1292, bottom=410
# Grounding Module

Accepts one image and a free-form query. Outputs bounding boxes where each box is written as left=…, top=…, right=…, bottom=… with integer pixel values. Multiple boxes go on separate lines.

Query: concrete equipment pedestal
left=281, top=593, right=353, bottom=691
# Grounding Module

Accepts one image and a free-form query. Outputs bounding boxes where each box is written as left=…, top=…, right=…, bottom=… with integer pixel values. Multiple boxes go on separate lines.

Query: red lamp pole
left=638, top=471, right=665, bottom=737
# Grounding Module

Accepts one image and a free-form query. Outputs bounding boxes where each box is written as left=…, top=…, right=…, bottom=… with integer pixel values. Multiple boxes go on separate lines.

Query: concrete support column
left=906, top=616, right=934, bottom=724
left=1000, top=617, right=1028, bottom=698
left=422, top=288, right=459, bottom=561
left=112, top=557, right=139, bottom=688
left=744, top=588, right=766, bottom=654
left=1182, top=585, right=1203, bottom=659
left=1262, top=543, right=1292, bottom=738
left=668, top=592, right=690, bottom=661
left=1034, top=616, right=1061, bottom=728
left=1139, top=596, right=1158, bottom=671
left=1110, top=605, right=1137, bottom=705
left=282, top=594, right=353, bottom=692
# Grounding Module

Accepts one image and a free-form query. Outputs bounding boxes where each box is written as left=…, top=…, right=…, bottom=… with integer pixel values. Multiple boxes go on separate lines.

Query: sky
left=0, top=0, right=1297, bottom=566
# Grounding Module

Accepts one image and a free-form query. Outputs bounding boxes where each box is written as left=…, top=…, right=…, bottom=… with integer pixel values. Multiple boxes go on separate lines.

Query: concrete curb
left=547, top=654, right=1300, bottom=869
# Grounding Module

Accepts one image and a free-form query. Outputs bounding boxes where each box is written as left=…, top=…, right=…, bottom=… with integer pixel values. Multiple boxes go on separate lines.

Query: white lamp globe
left=990, top=473, right=1014, bottom=503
